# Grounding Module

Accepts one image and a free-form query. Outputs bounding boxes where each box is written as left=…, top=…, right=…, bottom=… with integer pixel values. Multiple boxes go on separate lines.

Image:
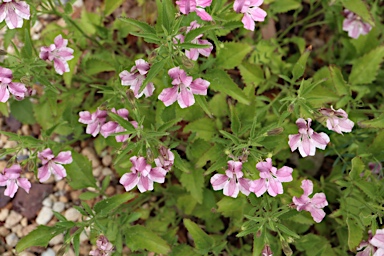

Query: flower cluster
left=89, top=235, right=114, bottom=256
left=356, top=229, right=384, bottom=256
left=120, top=149, right=174, bottom=193
left=158, top=67, right=210, bottom=108
left=343, top=9, right=372, bottom=39
left=40, top=34, right=74, bottom=75
left=292, top=179, right=328, bottom=223
left=0, top=66, right=27, bottom=102
left=0, top=164, right=31, bottom=198
left=176, top=0, right=213, bottom=21
left=79, top=108, right=138, bottom=142
left=0, top=0, right=30, bottom=29
left=119, top=59, right=155, bottom=99
left=234, top=0, right=267, bottom=31
left=37, top=148, right=73, bottom=182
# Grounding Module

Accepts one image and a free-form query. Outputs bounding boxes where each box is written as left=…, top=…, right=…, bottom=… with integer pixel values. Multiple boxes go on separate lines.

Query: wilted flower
left=0, top=0, right=30, bottom=29
left=343, top=9, right=372, bottom=39
left=356, top=231, right=376, bottom=256
left=78, top=109, right=108, bottom=137
left=210, top=160, right=251, bottom=198
left=119, top=59, right=155, bottom=98
left=119, top=156, right=167, bottom=193
left=369, top=162, right=382, bottom=175
left=37, top=148, right=73, bottom=182
left=0, top=164, right=31, bottom=198
left=176, top=0, right=213, bottom=21
left=319, top=107, right=354, bottom=134
left=234, top=0, right=267, bottom=31
left=100, top=108, right=138, bottom=142
left=39, top=34, right=74, bottom=75
left=158, top=67, right=209, bottom=108
left=288, top=118, right=330, bottom=157
left=292, top=179, right=328, bottom=223
left=0, top=67, right=27, bottom=102
left=154, top=147, right=175, bottom=172
left=262, top=245, right=273, bottom=256
left=250, top=158, right=293, bottom=197
left=89, top=235, right=114, bottom=256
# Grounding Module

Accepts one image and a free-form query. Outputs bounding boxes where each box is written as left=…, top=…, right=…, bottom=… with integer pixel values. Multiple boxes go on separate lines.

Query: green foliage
left=125, top=225, right=171, bottom=254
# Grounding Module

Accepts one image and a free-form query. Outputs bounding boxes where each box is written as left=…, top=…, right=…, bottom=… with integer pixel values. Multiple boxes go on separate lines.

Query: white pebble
left=52, top=201, right=65, bottom=213
left=64, top=208, right=81, bottom=222
left=42, top=248, right=55, bottom=256
left=0, top=208, right=9, bottom=221
left=5, top=210, right=22, bottom=228
left=36, top=206, right=53, bottom=225
left=42, top=197, right=53, bottom=207
left=5, top=233, right=19, bottom=247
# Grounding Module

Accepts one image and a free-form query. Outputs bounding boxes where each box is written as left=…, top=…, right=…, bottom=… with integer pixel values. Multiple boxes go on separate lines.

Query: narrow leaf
left=183, top=219, right=215, bottom=253
left=119, top=17, right=156, bottom=34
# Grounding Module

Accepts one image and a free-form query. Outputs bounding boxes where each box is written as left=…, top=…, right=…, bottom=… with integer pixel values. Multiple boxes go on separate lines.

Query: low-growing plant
left=0, top=0, right=383, bottom=255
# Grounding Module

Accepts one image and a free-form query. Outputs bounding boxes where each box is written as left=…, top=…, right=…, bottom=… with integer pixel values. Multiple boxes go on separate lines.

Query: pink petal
left=292, top=195, right=310, bottom=210
left=190, top=78, right=209, bottom=95
left=158, top=86, right=178, bottom=107
left=196, top=0, right=212, bottom=8
left=210, top=174, right=228, bottom=190
left=148, top=167, right=167, bottom=183
left=195, top=7, right=212, bottom=21
left=78, top=111, right=93, bottom=124
left=38, top=148, right=55, bottom=163
left=197, top=39, right=213, bottom=57
left=300, top=179, right=313, bottom=196
left=8, top=82, right=27, bottom=98
left=4, top=180, right=18, bottom=198
left=275, top=166, right=293, bottom=182
left=242, top=13, right=255, bottom=31
left=137, top=176, right=153, bottom=192
left=299, top=135, right=312, bottom=157
left=256, top=158, right=273, bottom=173
left=238, top=178, right=251, bottom=196
left=309, top=207, right=326, bottom=223
left=38, top=165, right=51, bottom=182
left=53, top=58, right=69, bottom=75
left=0, top=84, right=10, bottom=103
left=267, top=178, right=283, bottom=197
left=13, top=2, right=30, bottom=20
left=249, top=6, right=267, bottom=22
left=185, top=48, right=199, bottom=61
left=223, top=178, right=239, bottom=198
left=51, top=163, right=67, bottom=180
left=177, top=86, right=195, bottom=108
left=119, top=172, right=139, bottom=191
left=311, top=132, right=330, bottom=150
left=135, top=59, right=150, bottom=75
left=54, top=151, right=73, bottom=164
left=250, top=178, right=267, bottom=197
left=311, top=193, right=328, bottom=208
left=54, top=35, right=66, bottom=48
left=17, top=177, right=31, bottom=193
left=0, top=67, right=13, bottom=83
left=100, top=121, right=118, bottom=138
left=5, top=7, right=20, bottom=29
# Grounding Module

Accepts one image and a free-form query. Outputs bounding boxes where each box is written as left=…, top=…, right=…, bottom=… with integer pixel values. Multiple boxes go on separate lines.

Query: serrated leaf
left=119, top=17, right=156, bottom=34
left=85, top=58, right=115, bottom=75
left=16, top=226, right=67, bottom=252
left=180, top=169, right=204, bottom=204
left=65, top=151, right=97, bottom=189
left=172, top=150, right=190, bottom=173
left=341, top=0, right=374, bottom=26
left=205, top=69, right=250, bottom=105
left=349, top=46, right=384, bottom=85
left=349, top=157, right=365, bottom=180
left=354, top=180, right=378, bottom=200
left=358, top=114, right=384, bottom=129
left=238, top=63, right=264, bottom=88
left=329, top=65, right=349, bottom=96
left=94, top=193, right=135, bottom=215
left=292, top=46, right=311, bottom=80
left=125, top=225, right=171, bottom=254
left=104, top=0, right=125, bottom=16
left=183, top=219, right=215, bottom=254
left=347, top=217, right=363, bottom=251
left=216, top=42, right=252, bottom=69
left=184, top=117, right=216, bottom=141
left=10, top=99, right=36, bottom=124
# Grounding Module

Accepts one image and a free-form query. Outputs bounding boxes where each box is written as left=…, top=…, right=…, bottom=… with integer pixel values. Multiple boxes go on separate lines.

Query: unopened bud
left=20, top=76, right=30, bottom=84
left=288, top=103, right=294, bottom=113
left=181, top=55, right=195, bottom=69
left=0, top=49, right=7, bottom=55
left=281, top=240, right=292, bottom=256
left=146, top=148, right=154, bottom=163
left=126, top=89, right=136, bottom=105
left=159, top=146, right=169, bottom=161
left=267, top=127, right=284, bottom=136
left=148, top=51, right=157, bottom=62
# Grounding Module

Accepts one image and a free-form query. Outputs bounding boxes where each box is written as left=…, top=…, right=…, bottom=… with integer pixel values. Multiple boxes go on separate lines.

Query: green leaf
left=275, top=223, right=300, bottom=239
left=347, top=217, right=363, bottom=251
left=205, top=69, right=250, bottom=105
left=177, top=42, right=212, bottom=50
left=349, top=46, right=384, bottom=85
left=183, top=219, right=215, bottom=254
left=73, top=232, right=80, bottom=256
left=79, top=191, right=99, bottom=200
left=140, top=58, right=168, bottom=94
left=292, top=46, right=311, bottom=80
left=180, top=169, right=204, bottom=204
left=125, top=225, right=171, bottom=254
left=195, top=96, right=213, bottom=118
left=349, top=157, right=364, bottom=180
left=104, top=0, right=125, bottom=16
left=329, top=65, right=349, bottom=96
left=216, top=42, right=252, bottom=69
left=341, top=0, right=374, bottom=25
left=85, top=58, right=115, bottom=75
left=354, top=180, right=378, bottom=200
left=94, top=193, right=135, bottom=216
left=358, top=114, right=384, bottom=129
left=173, top=151, right=192, bottom=173
left=129, top=31, right=161, bottom=43
left=10, top=99, right=36, bottom=124
left=238, top=63, right=264, bottom=88
left=109, top=112, right=137, bottom=133
left=184, top=25, right=218, bottom=43
left=119, top=17, right=156, bottom=34
left=21, top=28, right=33, bottom=59
left=65, top=151, right=97, bottom=189
left=16, top=225, right=67, bottom=252
left=184, top=117, right=216, bottom=141
left=270, top=0, right=301, bottom=13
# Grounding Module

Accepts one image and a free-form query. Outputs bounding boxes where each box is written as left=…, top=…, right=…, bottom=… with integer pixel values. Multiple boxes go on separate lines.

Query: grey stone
left=36, top=206, right=53, bottom=225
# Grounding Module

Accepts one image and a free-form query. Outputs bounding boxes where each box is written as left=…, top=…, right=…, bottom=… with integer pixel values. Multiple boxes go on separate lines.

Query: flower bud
left=148, top=51, right=157, bottom=62
left=181, top=55, right=195, bottom=69
left=20, top=76, right=30, bottom=85
left=0, top=49, right=7, bottom=55
left=146, top=148, right=154, bottom=163
left=126, top=89, right=136, bottom=105
left=267, top=127, right=284, bottom=136
left=281, top=240, right=292, bottom=256
left=288, top=103, right=294, bottom=113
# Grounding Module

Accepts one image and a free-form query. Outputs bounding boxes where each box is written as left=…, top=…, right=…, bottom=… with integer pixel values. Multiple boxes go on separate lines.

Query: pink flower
left=89, top=235, right=114, bottom=256
left=37, top=148, right=73, bottom=182
left=0, top=67, right=27, bottom=102
left=356, top=231, right=377, bottom=256
left=183, top=21, right=213, bottom=60
left=288, top=118, right=330, bottom=157
left=210, top=160, right=251, bottom=198
left=0, top=0, right=30, bottom=29
left=175, top=0, right=213, bottom=21
left=154, top=147, right=174, bottom=172
left=369, top=162, right=382, bottom=175
left=78, top=109, right=108, bottom=137
left=0, top=164, right=31, bottom=198
left=39, top=34, right=74, bottom=75
left=343, top=9, right=372, bottom=39
left=292, top=179, right=328, bottom=223
left=250, top=158, right=293, bottom=197
left=158, top=67, right=209, bottom=108
left=234, top=0, right=267, bottom=31
left=262, top=245, right=273, bottom=256
left=100, top=108, right=138, bottom=142
left=119, top=59, right=155, bottom=98
left=119, top=156, right=167, bottom=193
left=319, top=107, right=354, bottom=134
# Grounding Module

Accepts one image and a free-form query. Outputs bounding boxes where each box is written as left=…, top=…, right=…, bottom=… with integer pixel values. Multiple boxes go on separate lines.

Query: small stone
left=0, top=161, right=7, bottom=173
left=21, top=124, right=30, bottom=135
left=102, top=155, right=112, bottom=166
left=105, top=186, right=115, bottom=196
left=102, top=167, right=113, bottom=176
left=21, top=224, right=37, bottom=236
left=81, top=147, right=100, bottom=168
left=80, top=228, right=89, bottom=243
left=0, top=226, right=10, bottom=236
left=49, top=233, right=64, bottom=245
left=4, top=140, right=17, bottom=149
left=70, top=190, right=81, bottom=201
left=21, top=217, right=28, bottom=227
left=65, top=208, right=81, bottom=221
left=5, top=233, right=19, bottom=247
left=0, top=208, right=9, bottom=221
left=42, top=197, right=53, bottom=207
left=36, top=206, right=53, bottom=225
left=93, top=166, right=102, bottom=177
left=42, top=248, right=55, bottom=256
left=19, top=252, right=35, bottom=256
left=59, top=195, right=68, bottom=203
left=52, top=201, right=65, bottom=213
left=11, top=224, right=23, bottom=237
left=5, top=210, right=22, bottom=228
left=56, top=180, right=66, bottom=191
